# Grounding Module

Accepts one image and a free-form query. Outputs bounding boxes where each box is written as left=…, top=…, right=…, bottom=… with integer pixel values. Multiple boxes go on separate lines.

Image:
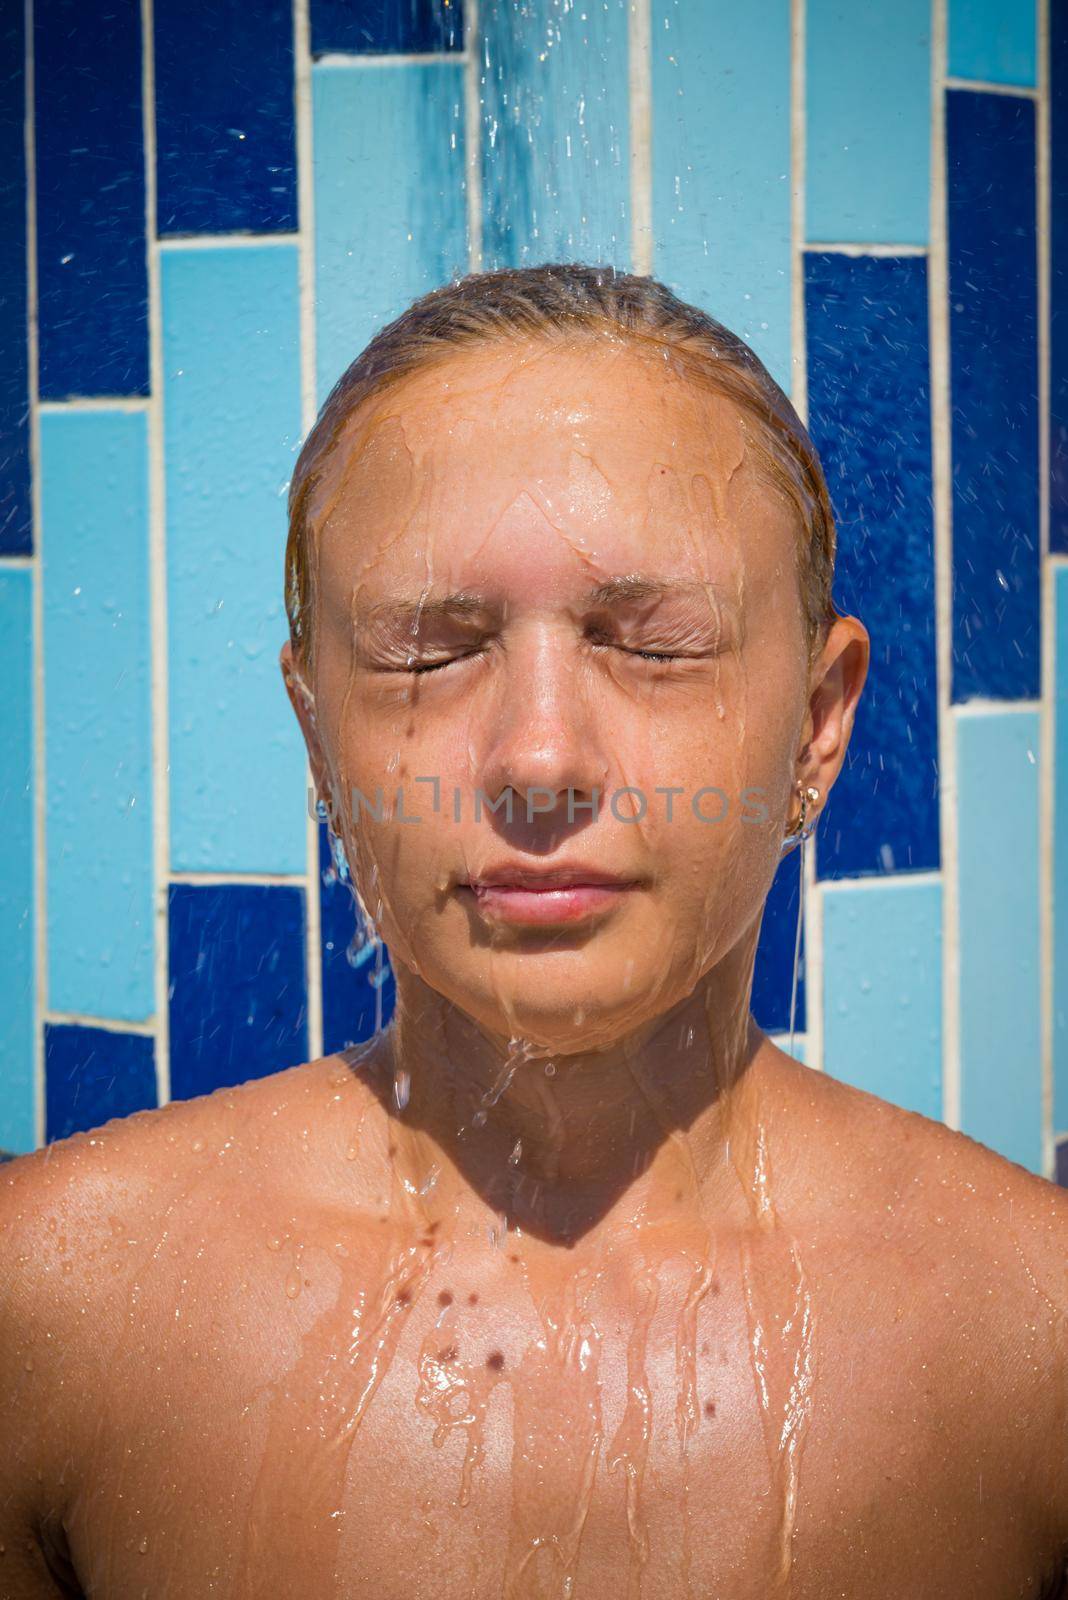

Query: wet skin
left=2, top=338, right=1067, bottom=1596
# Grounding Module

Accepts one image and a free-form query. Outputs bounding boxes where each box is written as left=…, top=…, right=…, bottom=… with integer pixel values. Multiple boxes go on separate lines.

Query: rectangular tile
left=312, top=61, right=468, bottom=404
left=154, top=0, right=297, bottom=234
left=0, top=6, right=30, bottom=555
left=41, top=411, right=154, bottom=1022
left=805, top=252, right=940, bottom=878
left=956, top=708, right=1042, bottom=1173
left=948, top=0, right=1035, bottom=87
left=806, top=0, right=930, bottom=246
left=310, top=0, right=462, bottom=55
left=162, top=245, right=306, bottom=874
left=318, top=817, right=395, bottom=1055
left=34, top=0, right=148, bottom=397
left=651, top=0, right=792, bottom=392
left=947, top=88, right=1039, bottom=701
left=822, top=878, right=943, bottom=1122
left=752, top=849, right=807, bottom=1037
left=1052, top=0, right=1068, bottom=556
left=168, top=883, right=308, bottom=1099
left=44, top=1022, right=156, bottom=1143
left=1054, top=567, right=1068, bottom=1132
left=480, top=3, right=630, bottom=282
left=0, top=568, right=35, bottom=1154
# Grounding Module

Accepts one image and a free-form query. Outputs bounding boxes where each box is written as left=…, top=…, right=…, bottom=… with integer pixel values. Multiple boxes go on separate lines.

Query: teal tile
left=948, top=0, right=1036, bottom=87
left=479, top=2, right=631, bottom=277
left=0, top=567, right=35, bottom=1151
left=162, top=244, right=306, bottom=874
left=312, top=62, right=468, bottom=405
left=823, top=878, right=943, bottom=1121
left=1055, top=568, right=1068, bottom=1131
left=806, top=0, right=931, bottom=246
left=41, top=411, right=154, bottom=1020
left=957, top=708, right=1042, bottom=1171
left=652, top=0, right=793, bottom=393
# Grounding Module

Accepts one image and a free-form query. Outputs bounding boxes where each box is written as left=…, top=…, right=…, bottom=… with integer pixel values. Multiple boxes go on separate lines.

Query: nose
left=476, top=619, right=606, bottom=831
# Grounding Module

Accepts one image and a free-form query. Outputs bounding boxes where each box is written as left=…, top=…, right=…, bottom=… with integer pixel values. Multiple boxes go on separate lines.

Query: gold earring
left=783, top=781, right=821, bottom=847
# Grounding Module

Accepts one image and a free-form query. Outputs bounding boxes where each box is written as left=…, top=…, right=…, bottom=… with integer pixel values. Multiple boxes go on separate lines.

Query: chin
left=457, top=976, right=663, bottom=1055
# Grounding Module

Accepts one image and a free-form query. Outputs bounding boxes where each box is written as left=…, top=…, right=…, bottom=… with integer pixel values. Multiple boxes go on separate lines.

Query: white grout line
left=790, top=0, right=824, bottom=1074
left=45, top=1011, right=157, bottom=1037
left=464, top=0, right=482, bottom=272
left=158, top=232, right=299, bottom=251
left=169, top=870, right=311, bottom=887
left=38, top=397, right=150, bottom=413
left=821, top=870, right=944, bottom=893
left=944, top=74, right=1038, bottom=98
left=953, top=696, right=1043, bottom=715
left=0, top=554, right=33, bottom=569
left=628, top=0, right=652, bottom=276
left=25, top=0, right=46, bottom=1150
left=142, top=0, right=172, bottom=1107
left=802, top=241, right=927, bottom=256
left=1037, top=0, right=1053, bottom=1180
left=293, top=0, right=323, bottom=1065
left=929, top=0, right=960, bottom=1133
left=314, top=51, right=465, bottom=69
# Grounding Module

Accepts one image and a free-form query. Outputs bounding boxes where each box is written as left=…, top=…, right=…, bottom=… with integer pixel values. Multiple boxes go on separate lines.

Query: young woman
left=2, top=265, right=1065, bottom=1599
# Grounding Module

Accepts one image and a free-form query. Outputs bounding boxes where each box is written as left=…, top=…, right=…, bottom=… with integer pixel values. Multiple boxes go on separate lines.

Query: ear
left=280, top=639, right=334, bottom=813
left=798, top=615, right=870, bottom=806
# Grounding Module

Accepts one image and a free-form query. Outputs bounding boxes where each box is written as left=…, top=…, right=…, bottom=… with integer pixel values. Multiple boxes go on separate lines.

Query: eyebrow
left=365, top=574, right=714, bottom=625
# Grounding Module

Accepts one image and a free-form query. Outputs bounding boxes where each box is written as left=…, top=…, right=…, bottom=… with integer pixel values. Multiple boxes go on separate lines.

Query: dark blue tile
left=154, top=0, right=297, bottom=235
left=0, top=9, right=30, bottom=555
left=805, top=252, right=941, bottom=879
left=752, top=848, right=806, bottom=1037
left=34, top=0, right=148, bottom=398
left=168, top=882, right=308, bottom=1099
left=44, top=1022, right=157, bottom=1142
left=946, top=87, right=1039, bottom=701
left=1052, top=3, right=1068, bottom=555
left=310, top=0, right=462, bottom=55
left=1058, top=1136, right=1068, bottom=1189
left=318, top=819, right=395, bottom=1055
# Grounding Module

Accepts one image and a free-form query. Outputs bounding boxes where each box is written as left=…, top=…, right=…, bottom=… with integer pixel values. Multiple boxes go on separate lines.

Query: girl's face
left=284, top=337, right=859, bottom=1051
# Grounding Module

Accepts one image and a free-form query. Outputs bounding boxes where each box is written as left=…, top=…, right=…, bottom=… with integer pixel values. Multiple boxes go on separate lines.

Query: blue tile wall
left=168, top=883, right=308, bottom=1101
left=1053, top=0, right=1068, bottom=556
left=0, top=569, right=35, bottom=1154
left=805, top=252, right=940, bottom=879
left=44, top=1021, right=156, bottom=1142
left=33, top=0, right=148, bottom=399
left=8, top=6, right=1063, bottom=1186
left=310, top=0, right=462, bottom=56
left=154, top=0, right=297, bottom=236
left=312, top=61, right=468, bottom=403
left=162, top=244, right=306, bottom=874
left=41, top=411, right=154, bottom=1022
left=0, top=8, right=30, bottom=557
left=947, top=87, right=1040, bottom=703
left=479, top=2, right=630, bottom=279
left=806, top=0, right=930, bottom=247
left=651, top=0, right=792, bottom=392
left=948, top=0, right=1036, bottom=87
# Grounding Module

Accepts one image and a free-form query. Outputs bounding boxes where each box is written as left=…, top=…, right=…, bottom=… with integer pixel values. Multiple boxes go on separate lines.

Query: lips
left=458, top=863, right=640, bottom=926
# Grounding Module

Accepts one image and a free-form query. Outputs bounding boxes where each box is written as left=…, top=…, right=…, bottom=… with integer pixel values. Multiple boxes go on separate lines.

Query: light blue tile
left=1055, top=568, right=1068, bottom=1131
left=313, top=62, right=468, bottom=405
left=823, top=878, right=943, bottom=1121
left=948, top=0, right=1036, bottom=87
left=652, top=0, right=793, bottom=393
left=162, top=244, right=306, bottom=875
left=806, top=0, right=930, bottom=246
left=0, top=567, right=35, bottom=1152
left=957, top=709, right=1042, bottom=1172
left=41, top=411, right=154, bottom=1021
left=480, top=2, right=631, bottom=278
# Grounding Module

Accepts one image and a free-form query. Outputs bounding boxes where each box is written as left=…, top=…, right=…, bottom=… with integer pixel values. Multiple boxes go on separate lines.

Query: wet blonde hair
left=285, top=262, right=839, bottom=678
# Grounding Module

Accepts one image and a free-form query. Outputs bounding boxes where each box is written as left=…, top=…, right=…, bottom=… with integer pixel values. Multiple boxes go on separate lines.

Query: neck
left=348, top=936, right=772, bottom=1249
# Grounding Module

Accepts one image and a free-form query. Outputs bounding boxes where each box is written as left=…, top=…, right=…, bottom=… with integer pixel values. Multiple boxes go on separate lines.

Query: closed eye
left=406, top=649, right=485, bottom=675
